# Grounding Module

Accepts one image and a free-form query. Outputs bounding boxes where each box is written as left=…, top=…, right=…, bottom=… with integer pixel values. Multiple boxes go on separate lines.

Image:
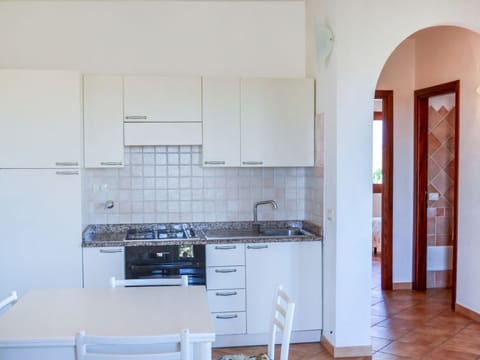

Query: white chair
left=75, top=328, right=190, bottom=360
left=110, top=275, right=189, bottom=288
left=218, top=285, right=295, bottom=360
left=0, top=291, right=18, bottom=312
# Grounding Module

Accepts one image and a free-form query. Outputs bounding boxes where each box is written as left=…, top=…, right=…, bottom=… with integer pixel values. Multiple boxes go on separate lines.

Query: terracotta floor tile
left=372, top=336, right=392, bottom=352
left=441, top=337, right=480, bottom=355
left=380, top=341, right=434, bottom=358
left=396, top=331, right=449, bottom=347
left=421, top=348, right=478, bottom=360
left=370, top=325, right=411, bottom=341
left=372, top=352, right=410, bottom=359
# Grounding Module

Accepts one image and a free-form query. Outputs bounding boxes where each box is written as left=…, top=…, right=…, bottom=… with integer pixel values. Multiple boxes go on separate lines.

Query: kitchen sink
left=203, top=227, right=312, bottom=240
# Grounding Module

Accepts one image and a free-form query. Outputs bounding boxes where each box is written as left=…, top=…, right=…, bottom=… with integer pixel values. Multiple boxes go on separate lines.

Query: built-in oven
left=124, top=224, right=206, bottom=286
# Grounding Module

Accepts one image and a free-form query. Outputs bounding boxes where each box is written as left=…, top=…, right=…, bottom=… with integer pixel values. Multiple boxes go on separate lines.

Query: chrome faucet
left=253, top=200, right=278, bottom=224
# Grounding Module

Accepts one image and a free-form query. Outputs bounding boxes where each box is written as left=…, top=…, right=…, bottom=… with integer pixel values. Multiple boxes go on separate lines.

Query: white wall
left=0, top=1, right=305, bottom=77
left=306, top=0, right=480, bottom=351
left=376, top=39, right=416, bottom=284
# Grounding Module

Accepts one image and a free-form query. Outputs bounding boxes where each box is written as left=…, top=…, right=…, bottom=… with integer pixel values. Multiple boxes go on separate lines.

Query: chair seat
left=218, top=353, right=270, bottom=360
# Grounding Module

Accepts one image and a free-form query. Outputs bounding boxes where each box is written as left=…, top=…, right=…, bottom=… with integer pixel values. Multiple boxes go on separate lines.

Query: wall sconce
left=314, top=17, right=334, bottom=64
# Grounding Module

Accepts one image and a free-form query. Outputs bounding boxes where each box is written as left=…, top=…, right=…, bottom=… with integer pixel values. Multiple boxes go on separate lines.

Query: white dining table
left=0, top=286, right=215, bottom=360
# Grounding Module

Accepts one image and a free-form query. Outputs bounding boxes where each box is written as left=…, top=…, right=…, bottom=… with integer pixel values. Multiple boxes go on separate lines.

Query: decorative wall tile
left=427, top=103, right=455, bottom=289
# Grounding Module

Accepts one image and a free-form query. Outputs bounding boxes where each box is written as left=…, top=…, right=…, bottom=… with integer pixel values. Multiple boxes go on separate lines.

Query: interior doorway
left=373, top=90, right=393, bottom=290
left=413, top=80, right=459, bottom=309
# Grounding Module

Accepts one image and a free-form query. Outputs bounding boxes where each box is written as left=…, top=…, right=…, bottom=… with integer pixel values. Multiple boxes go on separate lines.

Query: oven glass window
left=179, top=244, right=194, bottom=258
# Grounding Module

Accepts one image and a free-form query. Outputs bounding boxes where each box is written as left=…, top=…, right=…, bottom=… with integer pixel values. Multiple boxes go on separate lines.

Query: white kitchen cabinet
left=245, top=241, right=322, bottom=334
left=0, top=70, right=81, bottom=168
left=0, top=169, right=83, bottom=297
left=124, top=122, right=202, bottom=146
left=202, top=78, right=241, bottom=167
left=206, top=243, right=246, bottom=336
left=241, top=78, right=314, bottom=167
left=124, top=76, right=202, bottom=123
left=82, top=247, right=125, bottom=288
left=83, top=75, right=124, bottom=168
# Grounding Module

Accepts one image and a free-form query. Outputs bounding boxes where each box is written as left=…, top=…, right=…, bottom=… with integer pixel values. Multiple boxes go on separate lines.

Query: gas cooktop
left=125, top=224, right=197, bottom=241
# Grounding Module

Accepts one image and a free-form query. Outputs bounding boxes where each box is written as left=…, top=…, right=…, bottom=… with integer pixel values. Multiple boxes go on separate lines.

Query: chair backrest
left=110, top=276, right=189, bottom=288
left=75, top=329, right=190, bottom=360
left=0, top=291, right=17, bottom=312
left=267, top=285, right=295, bottom=360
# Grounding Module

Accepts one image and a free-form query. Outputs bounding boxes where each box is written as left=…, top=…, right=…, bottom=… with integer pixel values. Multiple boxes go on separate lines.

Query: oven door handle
left=154, top=252, right=170, bottom=257
left=214, top=269, right=237, bottom=273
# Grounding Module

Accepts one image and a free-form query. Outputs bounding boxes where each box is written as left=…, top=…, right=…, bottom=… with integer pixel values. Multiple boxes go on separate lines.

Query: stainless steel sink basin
left=203, top=227, right=311, bottom=240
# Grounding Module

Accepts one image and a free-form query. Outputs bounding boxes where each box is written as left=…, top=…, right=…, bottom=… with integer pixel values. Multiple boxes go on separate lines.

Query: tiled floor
left=212, top=255, right=480, bottom=359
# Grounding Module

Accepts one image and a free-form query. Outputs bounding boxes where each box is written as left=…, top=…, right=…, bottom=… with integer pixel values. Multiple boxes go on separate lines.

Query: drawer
left=212, top=312, right=246, bottom=335
left=207, top=266, right=245, bottom=290
left=208, top=289, right=245, bottom=312
left=206, top=243, right=245, bottom=266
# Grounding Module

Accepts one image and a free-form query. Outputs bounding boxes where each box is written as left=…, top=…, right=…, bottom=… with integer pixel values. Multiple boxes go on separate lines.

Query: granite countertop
left=82, top=220, right=322, bottom=247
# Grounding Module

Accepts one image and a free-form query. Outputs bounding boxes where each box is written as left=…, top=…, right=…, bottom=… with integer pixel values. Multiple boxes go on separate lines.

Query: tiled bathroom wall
left=427, top=96, right=455, bottom=289
left=84, top=146, right=306, bottom=224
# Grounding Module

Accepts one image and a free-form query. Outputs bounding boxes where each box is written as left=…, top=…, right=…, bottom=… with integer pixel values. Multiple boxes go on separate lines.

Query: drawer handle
left=215, top=245, right=237, bottom=250
left=247, top=245, right=268, bottom=250
left=125, top=115, right=147, bottom=120
left=56, top=171, right=79, bottom=175
left=100, top=249, right=123, bottom=254
left=216, top=314, right=238, bottom=320
left=242, top=161, right=263, bottom=165
left=204, top=161, right=226, bottom=165
left=215, top=269, right=237, bottom=273
left=216, top=291, right=238, bottom=297
left=101, top=162, right=123, bottom=166
left=56, top=162, right=79, bottom=166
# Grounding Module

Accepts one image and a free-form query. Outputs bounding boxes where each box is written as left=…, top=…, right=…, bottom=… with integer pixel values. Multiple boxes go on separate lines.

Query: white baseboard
left=212, top=330, right=322, bottom=348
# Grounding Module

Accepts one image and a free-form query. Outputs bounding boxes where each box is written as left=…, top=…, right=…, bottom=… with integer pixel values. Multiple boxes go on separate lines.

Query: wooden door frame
left=375, top=90, right=393, bottom=290
left=413, top=80, right=459, bottom=309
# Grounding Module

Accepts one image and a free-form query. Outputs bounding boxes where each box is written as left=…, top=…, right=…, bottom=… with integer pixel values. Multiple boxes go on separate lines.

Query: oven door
left=125, top=244, right=206, bottom=286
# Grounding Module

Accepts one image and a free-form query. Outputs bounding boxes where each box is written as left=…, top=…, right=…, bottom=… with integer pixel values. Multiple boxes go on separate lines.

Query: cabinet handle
left=242, top=161, right=263, bottom=165
left=101, top=162, right=123, bottom=166
left=215, top=269, right=237, bottom=273
left=56, top=162, right=79, bottom=166
left=100, top=249, right=123, bottom=254
left=215, top=245, right=236, bottom=250
left=216, top=314, right=238, bottom=319
left=247, top=245, right=268, bottom=250
left=216, top=291, right=238, bottom=297
left=56, top=171, right=79, bottom=175
left=125, top=115, right=147, bottom=120
left=204, top=161, right=226, bottom=165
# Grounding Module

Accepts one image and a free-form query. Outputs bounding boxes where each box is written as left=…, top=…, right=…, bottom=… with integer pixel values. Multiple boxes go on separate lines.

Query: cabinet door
left=124, top=76, right=201, bottom=123
left=241, top=78, right=314, bottom=167
left=0, top=70, right=81, bottom=168
left=0, top=169, right=82, bottom=297
left=245, top=242, right=322, bottom=333
left=202, top=78, right=241, bottom=167
left=83, top=247, right=125, bottom=288
left=84, top=75, right=124, bottom=168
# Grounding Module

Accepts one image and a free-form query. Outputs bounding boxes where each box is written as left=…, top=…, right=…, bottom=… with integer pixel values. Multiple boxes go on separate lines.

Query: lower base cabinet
left=82, top=247, right=125, bottom=288
left=206, top=241, right=322, bottom=346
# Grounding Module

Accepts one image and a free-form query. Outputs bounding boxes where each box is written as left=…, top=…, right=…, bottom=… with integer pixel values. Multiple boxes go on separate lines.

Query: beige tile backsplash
left=85, top=145, right=313, bottom=224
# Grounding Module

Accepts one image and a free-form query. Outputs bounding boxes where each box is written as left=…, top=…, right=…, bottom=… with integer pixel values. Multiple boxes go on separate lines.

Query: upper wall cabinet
left=241, top=78, right=314, bottom=167
left=0, top=70, right=81, bottom=168
left=202, top=77, right=314, bottom=167
left=83, top=75, right=124, bottom=168
left=202, top=78, right=241, bottom=167
left=123, top=76, right=202, bottom=146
